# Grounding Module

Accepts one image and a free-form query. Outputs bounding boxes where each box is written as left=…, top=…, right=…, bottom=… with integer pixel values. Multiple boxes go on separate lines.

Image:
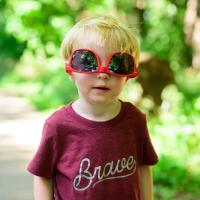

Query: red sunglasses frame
left=65, top=48, right=139, bottom=78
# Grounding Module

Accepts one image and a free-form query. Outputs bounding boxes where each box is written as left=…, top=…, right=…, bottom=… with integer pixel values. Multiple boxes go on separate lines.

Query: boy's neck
left=72, top=99, right=121, bottom=122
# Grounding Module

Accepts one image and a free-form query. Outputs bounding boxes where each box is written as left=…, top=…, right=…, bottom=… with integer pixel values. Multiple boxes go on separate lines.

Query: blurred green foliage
left=141, top=0, right=192, bottom=70
left=0, top=0, right=200, bottom=199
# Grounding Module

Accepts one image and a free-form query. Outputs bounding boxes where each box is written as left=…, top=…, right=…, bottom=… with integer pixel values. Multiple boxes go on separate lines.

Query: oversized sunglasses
left=65, top=49, right=139, bottom=78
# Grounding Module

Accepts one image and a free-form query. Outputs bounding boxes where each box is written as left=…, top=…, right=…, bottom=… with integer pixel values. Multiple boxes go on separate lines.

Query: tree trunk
left=184, top=0, right=200, bottom=70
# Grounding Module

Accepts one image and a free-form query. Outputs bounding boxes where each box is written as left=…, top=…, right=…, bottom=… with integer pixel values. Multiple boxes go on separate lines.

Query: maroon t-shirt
left=27, top=101, right=158, bottom=200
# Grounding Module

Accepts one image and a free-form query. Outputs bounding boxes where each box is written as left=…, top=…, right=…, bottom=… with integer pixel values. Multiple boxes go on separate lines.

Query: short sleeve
left=140, top=115, right=158, bottom=165
left=27, top=121, right=58, bottom=178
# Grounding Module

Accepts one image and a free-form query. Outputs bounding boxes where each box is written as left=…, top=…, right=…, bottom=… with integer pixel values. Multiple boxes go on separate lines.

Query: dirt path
left=0, top=92, right=49, bottom=200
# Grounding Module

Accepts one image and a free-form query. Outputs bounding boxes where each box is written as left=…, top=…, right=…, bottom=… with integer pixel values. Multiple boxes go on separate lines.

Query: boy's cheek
left=122, top=77, right=129, bottom=85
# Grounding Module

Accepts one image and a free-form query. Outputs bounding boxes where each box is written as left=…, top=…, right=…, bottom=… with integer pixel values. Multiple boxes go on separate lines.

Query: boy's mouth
left=92, top=86, right=110, bottom=91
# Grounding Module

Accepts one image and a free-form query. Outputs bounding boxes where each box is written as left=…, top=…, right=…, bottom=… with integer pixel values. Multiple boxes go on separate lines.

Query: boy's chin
left=88, top=97, right=117, bottom=105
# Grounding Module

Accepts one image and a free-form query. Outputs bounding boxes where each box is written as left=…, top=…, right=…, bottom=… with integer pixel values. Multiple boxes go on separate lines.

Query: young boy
left=27, top=15, right=158, bottom=200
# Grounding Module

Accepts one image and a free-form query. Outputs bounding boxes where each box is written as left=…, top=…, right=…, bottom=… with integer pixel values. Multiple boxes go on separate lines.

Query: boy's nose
left=96, top=66, right=110, bottom=79
left=96, top=72, right=110, bottom=79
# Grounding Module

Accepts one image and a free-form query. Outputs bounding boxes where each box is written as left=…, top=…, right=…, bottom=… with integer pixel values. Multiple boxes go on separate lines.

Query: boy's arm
left=138, top=165, right=154, bottom=200
left=33, top=175, right=53, bottom=200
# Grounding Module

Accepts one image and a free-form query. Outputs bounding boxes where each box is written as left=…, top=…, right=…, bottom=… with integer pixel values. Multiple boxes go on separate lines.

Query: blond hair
left=61, top=15, right=140, bottom=63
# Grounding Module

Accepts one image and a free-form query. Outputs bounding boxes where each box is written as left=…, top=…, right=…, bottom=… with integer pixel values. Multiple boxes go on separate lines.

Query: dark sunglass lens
left=71, top=50, right=98, bottom=72
left=108, top=54, right=134, bottom=74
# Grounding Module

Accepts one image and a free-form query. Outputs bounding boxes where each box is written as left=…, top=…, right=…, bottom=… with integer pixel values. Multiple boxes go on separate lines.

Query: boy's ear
left=68, top=73, right=74, bottom=81
left=65, top=60, right=74, bottom=81
left=65, top=60, right=69, bottom=72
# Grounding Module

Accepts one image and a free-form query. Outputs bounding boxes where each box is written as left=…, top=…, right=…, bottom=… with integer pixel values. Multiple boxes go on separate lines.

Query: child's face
left=69, top=35, right=128, bottom=105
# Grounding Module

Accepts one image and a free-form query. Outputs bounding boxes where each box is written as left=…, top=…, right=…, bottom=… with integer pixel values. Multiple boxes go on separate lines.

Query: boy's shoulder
left=44, top=103, right=72, bottom=126
left=122, top=100, right=146, bottom=119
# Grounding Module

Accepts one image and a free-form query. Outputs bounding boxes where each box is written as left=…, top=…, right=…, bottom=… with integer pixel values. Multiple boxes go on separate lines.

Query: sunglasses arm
left=65, top=61, right=72, bottom=74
